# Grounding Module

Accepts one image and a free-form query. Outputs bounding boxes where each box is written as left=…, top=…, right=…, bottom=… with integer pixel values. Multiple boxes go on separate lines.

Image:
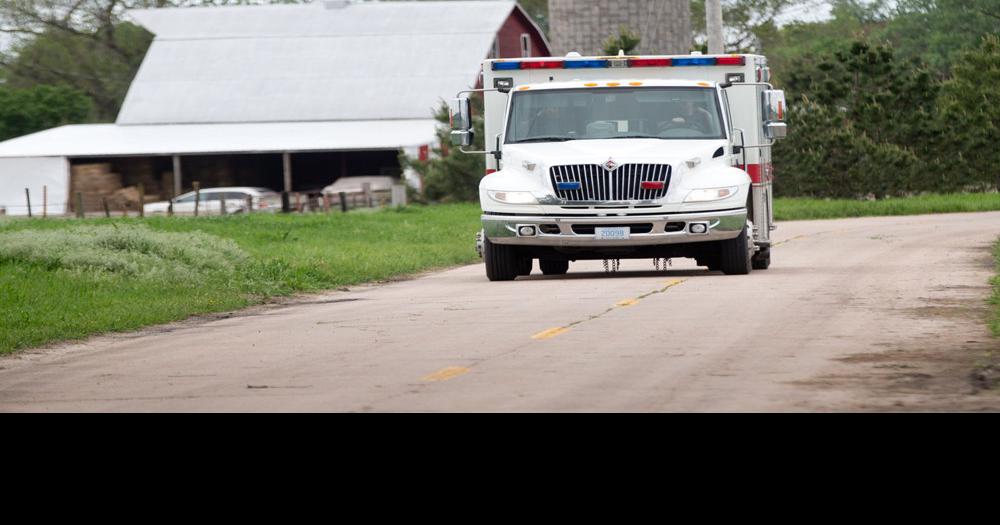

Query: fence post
left=246, top=194, right=253, bottom=213
left=362, top=182, right=372, bottom=208
left=220, top=191, right=227, bottom=216
left=323, top=193, right=331, bottom=213
left=391, top=184, right=406, bottom=207
left=193, top=181, right=201, bottom=217
left=25, top=188, right=32, bottom=218
left=281, top=191, right=290, bottom=213
left=294, top=192, right=301, bottom=213
left=339, top=192, right=348, bottom=213
left=42, top=185, right=47, bottom=218
left=75, top=192, right=84, bottom=219
left=138, top=183, right=145, bottom=218
left=102, top=197, right=111, bottom=218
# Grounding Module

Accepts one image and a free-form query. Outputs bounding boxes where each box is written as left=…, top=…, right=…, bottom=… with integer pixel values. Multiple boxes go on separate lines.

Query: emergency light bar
left=492, top=56, right=746, bottom=71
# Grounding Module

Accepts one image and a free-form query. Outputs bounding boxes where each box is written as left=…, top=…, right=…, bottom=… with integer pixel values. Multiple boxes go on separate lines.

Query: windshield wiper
left=510, top=136, right=576, bottom=143
left=605, top=135, right=666, bottom=140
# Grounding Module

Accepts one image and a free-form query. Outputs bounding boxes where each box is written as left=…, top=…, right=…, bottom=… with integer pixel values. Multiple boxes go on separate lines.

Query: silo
left=548, top=0, right=692, bottom=56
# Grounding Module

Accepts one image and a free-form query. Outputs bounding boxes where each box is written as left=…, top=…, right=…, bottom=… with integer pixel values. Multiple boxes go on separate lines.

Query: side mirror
left=451, top=129, right=475, bottom=147
left=762, top=89, right=786, bottom=122
left=762, top=89, right=788, bottom=140
left=449, top=97, right=472, bottom=132
left=449, top=97, right=473, bottom=147
left=764, top=122, right=787, bottom=140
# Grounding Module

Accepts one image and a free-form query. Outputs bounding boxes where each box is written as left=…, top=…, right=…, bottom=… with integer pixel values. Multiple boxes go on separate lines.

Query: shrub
left=0, top=224, right=248, bottom=280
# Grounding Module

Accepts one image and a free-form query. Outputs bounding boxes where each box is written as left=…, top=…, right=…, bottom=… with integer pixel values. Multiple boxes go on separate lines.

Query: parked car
left=144, top=187, right=282, bottom=215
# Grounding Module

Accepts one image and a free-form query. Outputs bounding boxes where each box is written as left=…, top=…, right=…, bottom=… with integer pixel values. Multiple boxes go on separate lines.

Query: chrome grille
left=550, top=164, right=671, bottom=202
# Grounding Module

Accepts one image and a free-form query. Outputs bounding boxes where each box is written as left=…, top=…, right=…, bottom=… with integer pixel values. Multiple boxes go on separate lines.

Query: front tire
left=719, top=225, right=752, bottom=275
left=539, top=259, right=569, bottom=275
left=484, top=237, right=521, bottom=281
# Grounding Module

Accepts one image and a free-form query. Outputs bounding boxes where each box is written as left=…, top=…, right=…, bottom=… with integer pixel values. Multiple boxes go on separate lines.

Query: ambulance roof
left=513, top=79, right=718, bottom=92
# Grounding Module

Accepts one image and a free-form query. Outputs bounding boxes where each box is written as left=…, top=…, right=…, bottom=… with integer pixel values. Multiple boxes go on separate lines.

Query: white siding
left=0, top=157, right=69, bottom=216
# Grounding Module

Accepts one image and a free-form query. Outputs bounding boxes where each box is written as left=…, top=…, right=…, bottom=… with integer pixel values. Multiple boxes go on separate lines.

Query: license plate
left=595, top=227, right=630, bottom=240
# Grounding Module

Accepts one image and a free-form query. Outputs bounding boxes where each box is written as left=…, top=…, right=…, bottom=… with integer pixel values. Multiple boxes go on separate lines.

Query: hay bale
left=109, top=186, right=142, bottom=210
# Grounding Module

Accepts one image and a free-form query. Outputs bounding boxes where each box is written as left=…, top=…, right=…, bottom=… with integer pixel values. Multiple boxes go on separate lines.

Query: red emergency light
left=628, top=58, right=672, bottom=67
left=520, top=60, right=565, bottom=69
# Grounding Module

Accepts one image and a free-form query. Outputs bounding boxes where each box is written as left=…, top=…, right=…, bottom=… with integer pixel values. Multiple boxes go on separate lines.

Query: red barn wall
left=495, top=8, right=551, bottom=58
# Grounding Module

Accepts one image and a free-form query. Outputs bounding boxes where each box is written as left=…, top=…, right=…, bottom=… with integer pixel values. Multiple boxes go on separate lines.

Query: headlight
left=684, top=186, right=739, bottom=203
left=488, top=190, right=537, bottom=204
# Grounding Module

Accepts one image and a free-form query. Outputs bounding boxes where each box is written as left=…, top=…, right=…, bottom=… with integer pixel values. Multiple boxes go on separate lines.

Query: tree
left=939, top=34, right=1000, bottom=190
left=400, top=96, right=486, bottom=203
left=773, top=98, right=922, bottom=198
left=881, top=0, right=1000, bottom=75
left=690, top=0, right=801, bottom=53
left=602, top=25, right=641, bottom=56
left=774, top=40, right=949, bottom=198
left=0, top=84, right=92, bottom=140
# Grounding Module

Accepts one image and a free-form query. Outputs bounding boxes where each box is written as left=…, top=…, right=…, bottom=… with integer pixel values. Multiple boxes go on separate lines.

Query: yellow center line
left=531, top=326, right=571, bottom=340
left=422, top=366, right=470, bottom=382
left=533, top=278, right=688, bottom=341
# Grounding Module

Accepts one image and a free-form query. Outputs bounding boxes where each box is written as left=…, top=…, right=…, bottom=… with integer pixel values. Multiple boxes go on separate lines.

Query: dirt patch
left=970, top=365, right=1000, bottom=391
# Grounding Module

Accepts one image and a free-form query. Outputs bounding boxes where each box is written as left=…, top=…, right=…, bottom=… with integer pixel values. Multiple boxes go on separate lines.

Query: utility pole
left=706, top=0, right=724, bottom=54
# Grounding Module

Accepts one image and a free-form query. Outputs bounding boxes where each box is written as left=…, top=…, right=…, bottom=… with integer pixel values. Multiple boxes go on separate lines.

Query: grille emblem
left=603, top=158, right=618, bottom=171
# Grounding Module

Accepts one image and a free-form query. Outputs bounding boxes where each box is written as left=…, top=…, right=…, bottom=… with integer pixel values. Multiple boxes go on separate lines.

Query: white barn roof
left=0, top=120, right=438, bottom=158
left=118, top=1, right=519, bottom=125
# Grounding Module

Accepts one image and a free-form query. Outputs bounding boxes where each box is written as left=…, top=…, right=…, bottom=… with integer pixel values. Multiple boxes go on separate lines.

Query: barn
left=0, top=0, right=550, bottom=215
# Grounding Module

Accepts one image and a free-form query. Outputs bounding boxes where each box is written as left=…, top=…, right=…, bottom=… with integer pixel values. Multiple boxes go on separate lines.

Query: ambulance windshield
left=506, top=87, right=725, bottom=143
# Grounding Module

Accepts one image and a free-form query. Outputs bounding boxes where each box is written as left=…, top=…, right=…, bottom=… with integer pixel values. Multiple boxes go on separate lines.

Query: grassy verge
left=0, top=203, right=481, bottom=355
left=774, top=193, right=1000, bottom=221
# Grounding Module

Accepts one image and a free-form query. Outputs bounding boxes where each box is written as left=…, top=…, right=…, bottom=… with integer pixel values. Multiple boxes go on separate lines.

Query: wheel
left=751, top=247, right=771, bottom=270
left=517, top=258, right=533, bottom=276
left=719, top=225, right=752, bottom=275
left=698, top=257, right=721, bottom=271
left=539, top=259, right=569, bottom=275
left=484, top=237, right=521, bottom=281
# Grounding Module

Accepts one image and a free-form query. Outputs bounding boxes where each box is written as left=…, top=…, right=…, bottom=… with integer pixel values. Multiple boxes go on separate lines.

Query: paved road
left=2, top=212, right=999, bottom=412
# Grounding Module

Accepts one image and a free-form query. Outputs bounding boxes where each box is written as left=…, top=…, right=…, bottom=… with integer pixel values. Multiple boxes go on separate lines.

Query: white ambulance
left=449, top=53, right=787, bottom=281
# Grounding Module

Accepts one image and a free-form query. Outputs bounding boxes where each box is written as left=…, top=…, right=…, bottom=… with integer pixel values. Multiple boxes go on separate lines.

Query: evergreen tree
left=939, top=34, right=1000, bottom=190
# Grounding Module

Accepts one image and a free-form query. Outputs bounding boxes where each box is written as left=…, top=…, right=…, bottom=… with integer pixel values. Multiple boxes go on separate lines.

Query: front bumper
left=483, top=208, right=747, bottom=247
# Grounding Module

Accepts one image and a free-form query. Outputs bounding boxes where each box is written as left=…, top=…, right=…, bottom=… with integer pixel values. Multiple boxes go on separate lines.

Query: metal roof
left=118, top=1, right=519, bottom=125
left=0, top=120, right=438, bottom=158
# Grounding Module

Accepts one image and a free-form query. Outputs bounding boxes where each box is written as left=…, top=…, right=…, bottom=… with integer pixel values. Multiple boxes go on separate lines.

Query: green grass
left=0, top=204, right=481, bottom=355
left=774, top=193, right=1000, bottom=221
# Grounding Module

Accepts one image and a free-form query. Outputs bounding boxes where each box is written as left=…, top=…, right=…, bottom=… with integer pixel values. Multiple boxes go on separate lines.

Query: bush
left=0, top=84, right=93, bottom=141
left=774, top=99, right=922, bottom=198
left=0, top=224, right=248, bottom=280
left=939, top=34, right=1000, bottom=191
left=400, top=99, right=485, bottom=203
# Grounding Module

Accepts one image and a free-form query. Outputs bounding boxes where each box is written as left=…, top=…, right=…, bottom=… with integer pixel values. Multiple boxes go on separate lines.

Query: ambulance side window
left=720, top=90, right=734, bottom=140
